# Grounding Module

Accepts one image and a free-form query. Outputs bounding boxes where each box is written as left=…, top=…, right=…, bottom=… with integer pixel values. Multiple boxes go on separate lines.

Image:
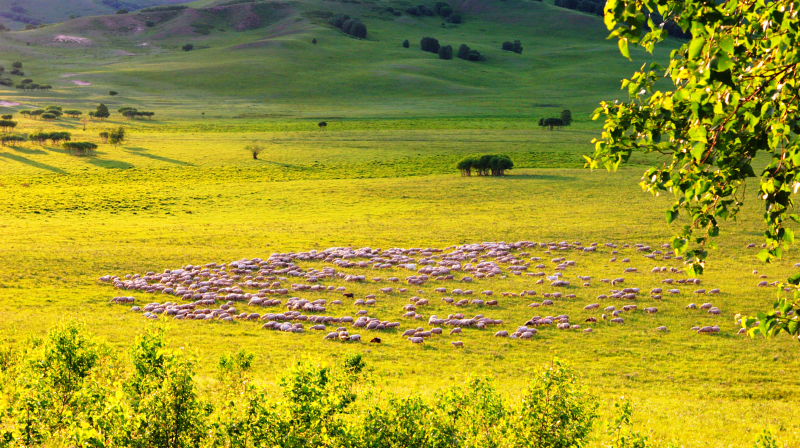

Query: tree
left=94, top=103, right=110, bottom=119
left=502, top=41, right=514, bottom=51
left=0, top=119, right=17, bottom=132
left=420, top=37, right=440, bottom=53
left=402, top=39, right=410, bottom=48
left=245, top=143, right=265, bottom=160
left=457, top=43, right=471, bottom=60
left=182, top=43, right=194, bottom=51
left=438, top=45, right=453, bottom=60
left=560, top=109, right=572, bottom=126
left=591, top=0, right=800, bottom=338
left=109, top=126, right=126, bottom=146
left=540, top=117, right=564, bottom=130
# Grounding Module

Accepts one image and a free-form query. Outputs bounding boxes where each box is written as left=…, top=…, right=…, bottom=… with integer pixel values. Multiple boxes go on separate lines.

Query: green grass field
left=1, top=0, right=799, bottom=446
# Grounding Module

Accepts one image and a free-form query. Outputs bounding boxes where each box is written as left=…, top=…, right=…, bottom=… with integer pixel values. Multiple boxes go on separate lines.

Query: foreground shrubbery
left=0, top=323, right=619, bottom=448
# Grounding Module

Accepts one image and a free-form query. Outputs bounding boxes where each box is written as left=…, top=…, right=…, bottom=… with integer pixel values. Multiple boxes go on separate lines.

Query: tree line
left=457, top=154, right=514, bottom=176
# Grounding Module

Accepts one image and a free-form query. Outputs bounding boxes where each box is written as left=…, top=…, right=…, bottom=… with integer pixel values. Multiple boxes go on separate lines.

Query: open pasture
left=1, top=115, right=799, bottom=447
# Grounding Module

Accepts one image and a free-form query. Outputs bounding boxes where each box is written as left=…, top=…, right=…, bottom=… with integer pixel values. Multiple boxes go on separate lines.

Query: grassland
left=1, top=0, right=799, bottom=446
left=1, top=114, right=799, bottom=447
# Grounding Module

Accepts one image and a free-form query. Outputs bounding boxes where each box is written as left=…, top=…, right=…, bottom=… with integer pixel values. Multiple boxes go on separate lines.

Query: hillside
left=0, top=0, right=190, bottom=30
left=0, top=0, right=673, bottom=119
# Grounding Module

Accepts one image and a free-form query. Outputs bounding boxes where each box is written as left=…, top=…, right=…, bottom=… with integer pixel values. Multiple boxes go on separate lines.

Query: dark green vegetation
left=0, top=0, right=189, bottom=29
left=457, top=153, right=514, bottom=176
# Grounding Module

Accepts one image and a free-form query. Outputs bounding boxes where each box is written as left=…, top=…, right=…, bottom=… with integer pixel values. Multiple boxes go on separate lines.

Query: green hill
left=0, top=0, right=191, bottom=29
left=0, top=0, right=673, bottom=119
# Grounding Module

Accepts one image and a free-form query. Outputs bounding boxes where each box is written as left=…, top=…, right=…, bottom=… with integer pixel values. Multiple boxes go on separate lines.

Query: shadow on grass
left=504, top=173, right=578, bottom=181
left=257, top=159, right=307, bottom=169
left=0, top=152, right=67, bottom=174
left=9, top=145, right=47, bottom=155
left=87, top=158, right=135, bottom=169
left=124, top=147, right=195, bottom=166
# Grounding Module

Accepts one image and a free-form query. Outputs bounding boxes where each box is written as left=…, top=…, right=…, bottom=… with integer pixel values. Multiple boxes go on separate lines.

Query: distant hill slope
left=0, top=0, right=189, bottom=29
left=0, top=0, right=673, bottom=119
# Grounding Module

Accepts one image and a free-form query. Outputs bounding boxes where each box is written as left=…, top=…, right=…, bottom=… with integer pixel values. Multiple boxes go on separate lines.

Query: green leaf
left=618, top=38, right=631, bottom=59
left=718, top=35, right=734, bottom=54
left=688, top=36, right=706, bottom=59
left=788, top=273, right=800, bottom=285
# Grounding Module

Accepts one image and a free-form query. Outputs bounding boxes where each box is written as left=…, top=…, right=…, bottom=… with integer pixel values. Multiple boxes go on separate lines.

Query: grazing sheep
left=452, top=341, right=464, bottom=348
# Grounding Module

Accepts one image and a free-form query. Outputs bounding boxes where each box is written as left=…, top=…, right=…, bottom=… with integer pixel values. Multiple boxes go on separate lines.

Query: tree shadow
left=123, top=147, right=195, bottom=166
left=87, top=158, right=135, bottom=169
left=0, top=152, right=67, bottom=174
left=257, top=159, right=307, bottom=169
left=500, top=174, right=578, bottom=181
left=9, top=145, right=47, bottom=155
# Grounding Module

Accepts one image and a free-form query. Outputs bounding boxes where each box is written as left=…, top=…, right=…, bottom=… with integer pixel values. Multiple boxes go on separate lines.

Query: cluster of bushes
left=118, top=107, right=155, bottom=120
left=457, top=154, right=514, bottom=176
left=539, top=110, right=573, bottom=130
left=419, top=37, right=483, bottom=61
left=0, top=323, right=665, bottom=448
left=330, top=15, right=367, bottom=39
left=0, top=134, right=26, bottom=146
left=0, top=118, right=16, bottom=132
left=15, top=78, right=52, bottom=90
left=501, top=40, right=523, bottom=54
left=406, top=2, right=462, bottom=23
left=140, top=5, right=188, bottom=12
left=99, top=126, right=126, bottom=145
left=0, top=62, right=26, bottom=86
left=63, top=141, right=98, bottom=155
left=20, top=105, right=65, bottom=120
left=29, top=131, right=71, bottom=145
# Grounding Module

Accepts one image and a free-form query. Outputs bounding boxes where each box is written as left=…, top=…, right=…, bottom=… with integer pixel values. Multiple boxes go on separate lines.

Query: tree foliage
left=457, top=154, right=514, bottom=176
left=589, top=0, right=800, bottom=338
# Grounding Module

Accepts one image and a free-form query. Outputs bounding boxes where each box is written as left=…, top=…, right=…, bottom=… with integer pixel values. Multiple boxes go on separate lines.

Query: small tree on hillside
left=0, top=119, right=17, bottom=132
left=245, top=144, right=265, bottom=160
left=94, top=104, right=110, bottom=120
left=402, top=39, right=410, bottom=48
left=420, top=37, right=440, bottom=53
left=182, top=44, right=194, bottom=51
left=560, top=109, right=572, bottom=126
left=438, top=45, right=453, bottom=60
left=109, top=127, right=126, bottom=146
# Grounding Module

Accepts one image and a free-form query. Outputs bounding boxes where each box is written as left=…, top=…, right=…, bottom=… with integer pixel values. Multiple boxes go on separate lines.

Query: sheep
left=370, top=337, right=382, bottom=343
left=656, top=326, right=668, bottom=332
left=452, top=341, right=464, bottom=348
left=450, top=327, right=462, bottom=335
left=409, top=337, right=424, bottom=344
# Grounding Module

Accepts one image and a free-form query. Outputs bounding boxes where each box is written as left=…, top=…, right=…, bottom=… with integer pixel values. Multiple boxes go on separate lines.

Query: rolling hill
left=0, top=0, right=190, bottom=30
left=0, top=0, right=674, bottom=119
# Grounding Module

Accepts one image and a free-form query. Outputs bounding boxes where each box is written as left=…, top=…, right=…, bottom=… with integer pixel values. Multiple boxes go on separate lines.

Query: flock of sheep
left=102, top=240, right=794, bottom=347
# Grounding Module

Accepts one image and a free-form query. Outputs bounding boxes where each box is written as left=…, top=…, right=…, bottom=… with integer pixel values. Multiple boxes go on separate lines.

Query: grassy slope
left=0, top=0, right=662, bottom=119
left=0, top=1, right=798, bottom=447
left=0, top=0, right=190, bottom=29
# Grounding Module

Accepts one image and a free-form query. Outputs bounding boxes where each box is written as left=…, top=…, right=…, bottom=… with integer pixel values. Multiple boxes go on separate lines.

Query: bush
left=457, top=154, right=514, bottom=176
left=331, top=15, right=368, bottom=38
left=420, top=36, right=440, bottom=53
left=182, top=43, right=194, bottom=51
left=502, top=41, right=514, bottom=51
left=457, top=43, right=471, bottom=59
left=64, top=142, right=97, bottom=155
left=540, top=117, right=565, bottom=130
left=402, top=39, right=410, bottom=48
left=561, top=109, right=573, bottom=125
left=445, top=13, right=462, bottom=23
left=438, top=44, right=453, bottom=59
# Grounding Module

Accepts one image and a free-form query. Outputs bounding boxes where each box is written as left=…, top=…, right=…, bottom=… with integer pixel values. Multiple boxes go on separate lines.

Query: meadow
left=0, top=0, right=799, bottom=445
left=0, top=113, right=799, bottom=447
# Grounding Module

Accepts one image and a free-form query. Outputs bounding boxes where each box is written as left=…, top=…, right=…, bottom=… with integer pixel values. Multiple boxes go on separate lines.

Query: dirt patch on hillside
left=53, top=34, right=92, bottom=45
left=71, top=80, right=92, bottom=86
left=0, top=101, right=21, bottom=107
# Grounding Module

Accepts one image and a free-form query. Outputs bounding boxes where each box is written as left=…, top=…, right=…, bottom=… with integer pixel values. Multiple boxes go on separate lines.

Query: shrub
left=502, top=41, right=514, bottom=51
left=438, top=44, right=453, bottom=59
left=420, top=36, right=440, bottom=53
left=245, top=143, right=265, bottom=160
left=402, top=39, right=410, bottom=48
left=182, top=43, right=194, bottom=51
left=540, top=117, right=565, bottom=130
left=331, top=15, right=367, bottom=38
left=457, top=154, right=514, bottom=176
left=109, top=90, right=119, bottom=96
left=109, top=126, right=126, bottom=146
left=64, top=141, right=97, bottom=155
left=446, top=13, right=462, bottom=23
left=94, top=103, right=110, bottom=119
left=561, top=109, right=573, bottom=125
left=457, top=43, right=470, bottom=59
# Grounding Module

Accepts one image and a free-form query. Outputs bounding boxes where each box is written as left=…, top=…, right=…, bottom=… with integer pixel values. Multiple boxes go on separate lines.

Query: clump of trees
left=501, top=40, right=523, bottom=54
left=420, top=36, right=440, bottom=53
left=539, top=110, right=573, bottom=130
left=30, top=131, right=71, bottom=145
left=330, top=15, right=368, bottom=39
left=457, top=154, right=514, bottom=176
left=0, top=119, right=17, bottom=132
left=457, top=43, right=483, bottom=61
left=438, top=44, right=453, bottom=60
left=0, top=134, right=26, bottom=146
left=63, top=141, right=98, bottom=155
left=407, top=2, right=462, bottom=23
left=118, top=107, right=155, bottom=120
